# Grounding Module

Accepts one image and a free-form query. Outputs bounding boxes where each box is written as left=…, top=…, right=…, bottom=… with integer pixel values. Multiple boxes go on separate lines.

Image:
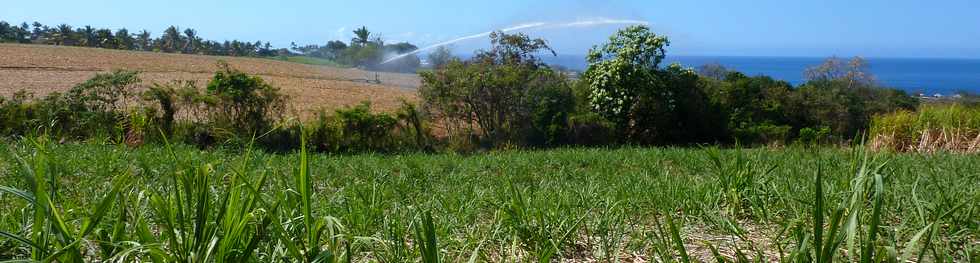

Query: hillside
left=0, top=44, right=420, bottom=115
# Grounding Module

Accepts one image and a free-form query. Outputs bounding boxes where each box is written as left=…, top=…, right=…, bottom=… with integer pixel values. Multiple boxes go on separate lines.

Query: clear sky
left=3, top=0, right=979, bottom=58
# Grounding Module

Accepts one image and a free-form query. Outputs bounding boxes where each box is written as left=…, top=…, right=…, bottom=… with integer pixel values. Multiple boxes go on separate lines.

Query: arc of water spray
left=381, top=18, right=649, bottom=64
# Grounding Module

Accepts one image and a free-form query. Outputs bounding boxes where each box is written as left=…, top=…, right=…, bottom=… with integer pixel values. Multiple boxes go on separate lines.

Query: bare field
left=0, top=44, right=420, bottom=115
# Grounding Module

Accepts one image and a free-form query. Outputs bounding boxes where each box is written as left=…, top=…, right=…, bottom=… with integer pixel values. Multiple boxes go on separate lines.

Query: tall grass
left=871, top=103, right=980, bottom=153
left=0, top=140, right=977, bottom=262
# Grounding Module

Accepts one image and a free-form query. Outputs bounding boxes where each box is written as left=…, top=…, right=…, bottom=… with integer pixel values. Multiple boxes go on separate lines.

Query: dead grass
left=0, top=43, right=420, bottom=117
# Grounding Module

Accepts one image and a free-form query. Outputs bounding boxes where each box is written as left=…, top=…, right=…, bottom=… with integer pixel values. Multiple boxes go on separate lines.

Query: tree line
left=3, top=25, right=963, bottom=153
left=0, top=20, right=285, bottom=57
left=0, top=20, right=422, bottom=72
left=420, top=26, right=923, bottom=149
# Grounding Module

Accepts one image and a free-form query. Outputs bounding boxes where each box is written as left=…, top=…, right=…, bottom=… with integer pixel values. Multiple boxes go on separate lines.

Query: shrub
left=567, top=113, right=616, bottom=146
left=419, top=32, right=573, bottom=148
left=0, top=71, right=143, bottom=140
left=334, top=102, right=400, bottom=152
left=0, top=90, right=34, bottom=137
left=59, top=70, right=143, bottom=140
left=305, top=102, right=418, bottom=153
left=396, top=100, right=433, bottom=151
left=795, top=80, right=918, bottom=138
left=732, top=123, right=792, bottom=146
left=796, top=126, right=832, bottom=146
left=702, top=73, right=796, bottom=144
left=204, top=61, right=286, bottom=137
left=525, top=74, right=576, bottom=146
left=68, top=70, right=141, bottom=113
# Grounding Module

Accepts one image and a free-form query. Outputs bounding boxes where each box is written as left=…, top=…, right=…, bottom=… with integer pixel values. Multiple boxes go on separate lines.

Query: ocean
left=543, top=55, right=980, bottom=95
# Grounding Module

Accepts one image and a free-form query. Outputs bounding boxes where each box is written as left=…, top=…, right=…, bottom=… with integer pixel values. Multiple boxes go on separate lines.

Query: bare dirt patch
left=0, top=44, right=420, bottom=116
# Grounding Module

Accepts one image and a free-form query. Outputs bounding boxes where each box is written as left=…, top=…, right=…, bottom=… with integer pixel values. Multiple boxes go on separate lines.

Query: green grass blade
left=813, top=165, right=824, bottom=263
left=665, top=213, right=690, bottom=263
left=0, top=186, right=36, bottom=204
left=0, top=231, right=43, bottom=252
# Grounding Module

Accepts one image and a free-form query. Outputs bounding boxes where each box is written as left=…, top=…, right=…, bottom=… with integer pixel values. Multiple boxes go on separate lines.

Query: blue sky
left=3, top=0, right=979, bottom=58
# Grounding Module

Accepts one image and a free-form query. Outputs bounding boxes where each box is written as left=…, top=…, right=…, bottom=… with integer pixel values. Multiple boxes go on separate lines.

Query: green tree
left=94, top=28, right=114, bottom=48
left=420, top=32, right=572, bottom=146
left=703, top=73, right=796, bottom=144
left=325, top=40, right=348, bottom=59
left=352, top=26, right=371, bottom=46
left=136, top=30, right=152, bottom=51
left=52, top=24, right=75, bottom=45
left=161, top=26, right=183, bottom=52
left=30, top=21, right=45, bottom=41
left=79, top=25, right=97, bottom=47
left=183, top=28, right=199, bottom=53
left=427, top=45, right=455, bottom=69
left=583, top=25, right=720, bottom=144
left=0, top=22, right=11, bottom=42
left=795, top=57, right=918, bottom=138
left=204, top=62, right=286, bottom=135
left=113, top=28, right=135, bottom=50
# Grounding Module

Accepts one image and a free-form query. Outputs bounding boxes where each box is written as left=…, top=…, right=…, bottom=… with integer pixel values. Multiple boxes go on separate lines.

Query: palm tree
left=30, top=21, right=45, bottom=42
left=162, top=26, right=182, bottom=52
left=352, top=26, right=370, bottom=46
left=114, top=28, right=135, bottom=50
left=94, top=28, right=114, bottom=48
left=53, top=24, right=73, bottom=45
left=0, top=22, right=10, bottom=42
left=79, top=25, right=97, bottom=47
left=183, top=28, right=198, bottom=53
left=136, top=30, right=152, bottom=51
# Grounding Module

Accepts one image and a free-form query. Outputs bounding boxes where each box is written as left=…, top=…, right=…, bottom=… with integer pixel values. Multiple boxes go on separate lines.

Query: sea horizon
left=538, top=54, right=980, bottom=95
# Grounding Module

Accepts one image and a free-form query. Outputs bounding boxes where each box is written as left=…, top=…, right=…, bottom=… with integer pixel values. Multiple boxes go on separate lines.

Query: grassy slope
left=0, top=143, right=977, bottom=261
left=270, top=56, right=350, bottom=68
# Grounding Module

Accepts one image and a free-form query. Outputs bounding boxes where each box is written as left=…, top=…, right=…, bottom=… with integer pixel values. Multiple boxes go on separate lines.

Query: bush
left=0, top=90, right=34, bottom=137
left=64, top=70, right=143, bottom=140
left=796, top=126, right=832, bottom=146
left=142, top=80, right=198, bottom=137
left=419, top=32, right=573, bottom=148
left=334, top=102, right=399, bottom=152
left=795, top=80, right=918, bottom=138
left=567, top=113, right=616, bottom=146
left=305, top=102, right=422, bottom=154
left=396, top=100, right=433, bottom=151
left=205, top=61, right=286, bottom=137
left=68, top=70, right=141, bottom=111
left=700, top=74, right=797, bottom=144
left=0, top=71, right=143, bottom=140
left=525, top=74, right=576, bottom=146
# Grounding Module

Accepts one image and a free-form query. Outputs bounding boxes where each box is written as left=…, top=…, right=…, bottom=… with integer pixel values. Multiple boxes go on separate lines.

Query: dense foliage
left=0, top=25, right=947, bottom=152
left=583, top=26, right=722, bottom=144
left=419, top=32, right=575, bottom=147
left=0, top=63, right=422, bottom=152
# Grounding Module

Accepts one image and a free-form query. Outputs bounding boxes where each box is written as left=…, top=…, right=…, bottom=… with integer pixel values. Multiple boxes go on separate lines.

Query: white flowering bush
left=582, top=26, right=722, bottom=144
left=583, top=25, right=668, bottom=124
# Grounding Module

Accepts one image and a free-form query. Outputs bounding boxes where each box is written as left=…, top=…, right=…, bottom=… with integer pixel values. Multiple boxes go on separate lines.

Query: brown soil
left=0, top=43, right=420, bottom=116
